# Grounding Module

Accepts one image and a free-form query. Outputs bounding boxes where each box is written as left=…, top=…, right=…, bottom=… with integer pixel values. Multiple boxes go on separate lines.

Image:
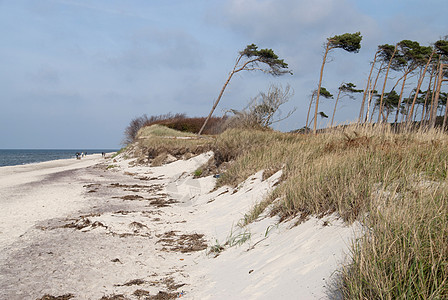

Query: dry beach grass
left=210, top=124, right=448, bottom=298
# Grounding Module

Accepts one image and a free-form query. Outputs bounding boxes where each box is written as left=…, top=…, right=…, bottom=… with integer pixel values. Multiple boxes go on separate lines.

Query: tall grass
left=214, top=124, right=448, bottom=298
left=341, top=185, right=448, bottom=299
left=217, top=125, right=448, bottom=220
left=131, top=123, right=448, bottom=297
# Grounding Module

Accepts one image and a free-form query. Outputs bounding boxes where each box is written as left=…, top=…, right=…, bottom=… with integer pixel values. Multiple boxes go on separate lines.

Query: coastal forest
left=122, top=32, right=448, bottom=299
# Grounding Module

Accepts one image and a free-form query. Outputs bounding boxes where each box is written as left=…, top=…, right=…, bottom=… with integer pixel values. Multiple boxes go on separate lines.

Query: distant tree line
left=312, top=35, right=448, bottom=131
left=124, top=34, right=448, bottom=142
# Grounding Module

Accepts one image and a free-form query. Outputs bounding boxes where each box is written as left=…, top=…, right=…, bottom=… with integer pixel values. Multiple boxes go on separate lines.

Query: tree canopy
left=339, top=82, right=363, bottom=94
left=435, top=40, right=448, bottom=56
left=320, top=87, right=334, bottom=99
left=239, top=44, right=292, bottom=75
left=328, top=32, right=362, bottom=52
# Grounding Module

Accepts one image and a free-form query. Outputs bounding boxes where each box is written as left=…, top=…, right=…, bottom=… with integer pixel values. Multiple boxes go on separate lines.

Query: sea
left=0, top=149, right=118, bottom=167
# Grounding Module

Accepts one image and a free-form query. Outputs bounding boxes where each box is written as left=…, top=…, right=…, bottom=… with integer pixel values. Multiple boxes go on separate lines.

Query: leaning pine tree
left=392, top=41, right=432, bottom=123
left=433, top=40, right=448, bottom=128
left=306, top=87, right=333, bottom=129
left=313, top=32, right=362, bottom=133
left=330, top=82, right=362, bottom=127
left=198, top=44, right=291, bottom=135
left=376, top=44, right=399, bottom=123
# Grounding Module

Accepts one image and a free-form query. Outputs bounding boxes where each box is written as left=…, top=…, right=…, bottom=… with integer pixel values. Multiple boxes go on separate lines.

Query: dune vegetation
left=127, top=122, right=448, bottom=299
left=214, top=124, right=447, bottom=299
left=120, top=33, right=448, bottom=299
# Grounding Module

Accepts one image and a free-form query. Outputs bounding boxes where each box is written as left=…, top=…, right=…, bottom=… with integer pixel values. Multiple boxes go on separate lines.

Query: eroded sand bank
left=0, top=153, right=358, bottom=300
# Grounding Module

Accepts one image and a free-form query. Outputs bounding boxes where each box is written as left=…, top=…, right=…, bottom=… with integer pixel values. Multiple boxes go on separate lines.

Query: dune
left=0, top=152, right=358, bottom=300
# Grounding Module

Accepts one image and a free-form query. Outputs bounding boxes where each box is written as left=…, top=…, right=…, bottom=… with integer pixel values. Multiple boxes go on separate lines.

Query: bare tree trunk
left=429, top=63, right=440, bottom=128
left=361, top=80, right=370, bottom=123
left=359, top=51, right=379, bottom=123
left=407, top=50, right=435, bottom=124
left=365, top=63, right=384, bottom=122
left=330, top=88, right=342, bottom=127
left=401, top=89, right=415, bottom=123
left=437, top=64, right=448, bottom=129
left=307, top=116, right=315, bottom=128
left=365, top=89, right=372, bottom=123
left=306, top=92, right=316, bottom=129
left=421, top=92, right=429, bottom=123
left=378, top=45, right=397, bottom=124
left=314, top=43, right=331, bottom=134
left=198, top=72, right=235, bottom=135
left=394, top=73, right=408, bottom=123
left=370, top=104, right=377, bottom=123
left=421, top=72, right=434, bottom=126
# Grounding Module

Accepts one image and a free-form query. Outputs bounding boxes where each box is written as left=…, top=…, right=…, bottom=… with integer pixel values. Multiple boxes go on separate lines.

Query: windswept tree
left=392, top=41, right=432, bottom=123
left=375, top=90, right=400, bottom=121
left=433, top=40, right=448, bottom=128
left=330, top=82, right=362, bottom=127
left=376, top=44, right=401, bottom=123
left=313, top=32, right=362, bottom=133
left=359, top=49, right=381, bottom=123
left=364, top=64, right=384, bottom=123
left=306, top=87, right=333, bottom=128
left=424, top=60, right=441, bottom=125
left=415, top=89, right=433, bottom=122
left=407, top=46, right=436, bottom=124
left=198, top=44, right=291, bottom=135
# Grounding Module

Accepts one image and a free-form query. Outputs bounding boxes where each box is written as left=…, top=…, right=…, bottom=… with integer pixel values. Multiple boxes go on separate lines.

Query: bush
left=224, top=84, right=295, bottom=130
left=123, top=115, right=150, bottom=145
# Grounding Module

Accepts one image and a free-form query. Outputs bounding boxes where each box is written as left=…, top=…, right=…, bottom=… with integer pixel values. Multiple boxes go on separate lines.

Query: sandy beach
left=0, top=152, right=358, bottom=300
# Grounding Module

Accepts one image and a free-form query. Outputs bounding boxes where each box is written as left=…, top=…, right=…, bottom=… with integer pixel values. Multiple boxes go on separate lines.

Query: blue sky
left=0, top=0, right=447, bottom=149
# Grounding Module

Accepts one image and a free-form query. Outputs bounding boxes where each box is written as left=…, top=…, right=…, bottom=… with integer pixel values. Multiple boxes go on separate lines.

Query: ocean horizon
left=0, top=149, right=118, bottom=167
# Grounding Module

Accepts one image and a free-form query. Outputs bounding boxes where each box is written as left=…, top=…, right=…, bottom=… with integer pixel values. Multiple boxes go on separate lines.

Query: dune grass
left=137, top=124, right=198, bottom=137
left=132, top=123, right=448, bottom=298
left=340, top=184, right=448, bottom=299
left=133, top=125, right=214, bottom=158
left=213, top=124, right=448, bottom=298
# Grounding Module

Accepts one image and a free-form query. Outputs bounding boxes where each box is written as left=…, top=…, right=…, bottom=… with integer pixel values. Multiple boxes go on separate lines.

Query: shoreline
left=0, top=153, right=357, bottom=299
left=0, top=154, right=108, bottom=250
left=0, top=151, right=117, bottom=168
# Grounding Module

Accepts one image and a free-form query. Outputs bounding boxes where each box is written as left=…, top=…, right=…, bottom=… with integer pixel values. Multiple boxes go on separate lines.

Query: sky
left=0, top=0, right=447, bottom=149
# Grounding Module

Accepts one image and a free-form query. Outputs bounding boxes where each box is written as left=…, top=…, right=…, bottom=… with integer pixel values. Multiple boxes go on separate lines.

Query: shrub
left=224, top=84, right=295, bottom=130
left=123, top=114, right=150, bottom=144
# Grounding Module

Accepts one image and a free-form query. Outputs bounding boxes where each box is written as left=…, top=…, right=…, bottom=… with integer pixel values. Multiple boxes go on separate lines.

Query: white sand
left=0, top=154, right=104, bottom=250
left=0, top=153, right=358, bottom=300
